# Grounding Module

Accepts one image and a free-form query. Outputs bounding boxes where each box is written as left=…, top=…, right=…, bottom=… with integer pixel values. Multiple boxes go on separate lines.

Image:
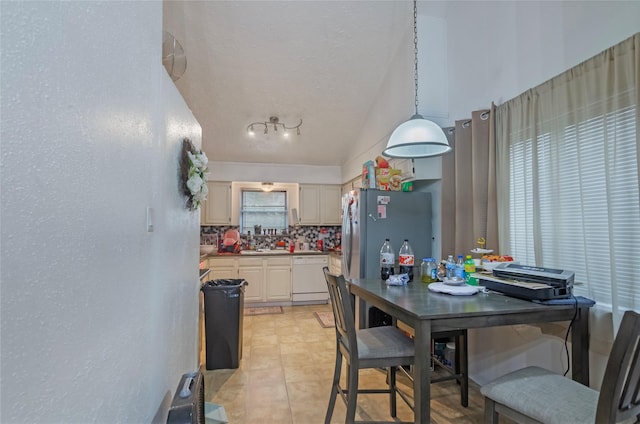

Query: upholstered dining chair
left=322, top=267, right=415, bottom=424
left=481, top=310, right=640, bottom=424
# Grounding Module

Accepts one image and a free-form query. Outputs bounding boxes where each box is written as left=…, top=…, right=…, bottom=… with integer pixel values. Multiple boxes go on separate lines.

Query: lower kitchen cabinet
left=265, top=257, right=292, bottom=301
left=206, top=257, right=236, bottom=280
left=207, top=256, right=292, bottom=304
left=238, top=258, right=265, bottom=303
left=329, top=254, right=342, bottom=275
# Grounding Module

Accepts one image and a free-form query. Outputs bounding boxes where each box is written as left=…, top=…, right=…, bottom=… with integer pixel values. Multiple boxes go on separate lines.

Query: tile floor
left=202, top=304, right=489, bottom=423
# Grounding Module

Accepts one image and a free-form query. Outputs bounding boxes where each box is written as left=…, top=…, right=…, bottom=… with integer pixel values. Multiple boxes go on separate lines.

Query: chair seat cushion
left=357, top=326, right=414, bottom=360
left=480, top=366, right=598, bottom=424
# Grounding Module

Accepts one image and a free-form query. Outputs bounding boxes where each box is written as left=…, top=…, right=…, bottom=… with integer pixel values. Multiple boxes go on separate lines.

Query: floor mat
left=314, top=311, right=335, bottom=328
left=244, top=306, right=283, bottom=316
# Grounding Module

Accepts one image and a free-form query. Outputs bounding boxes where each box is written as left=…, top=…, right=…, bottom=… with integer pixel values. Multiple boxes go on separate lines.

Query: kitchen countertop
left=201, top=249, right=341, bottom=260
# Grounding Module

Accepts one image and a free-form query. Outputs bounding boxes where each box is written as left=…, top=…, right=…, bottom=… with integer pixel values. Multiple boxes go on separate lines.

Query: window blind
left=497, top=34, right=640, bottom=324
left=508, top=104, right=638, bottom=310
left=240, top=190, right=288, bottom=233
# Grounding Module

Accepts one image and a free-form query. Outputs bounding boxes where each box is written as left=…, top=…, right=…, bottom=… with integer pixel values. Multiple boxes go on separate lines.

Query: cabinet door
left=266, top=266, right=291, bottom=301
left=238, top=265, right=264, bottom=303
left=321, top=185, right=342, bottom=225
left=299, top=184, right=321, bottom=225
left=342, top=180, right=353, bottom=195
left=265, top=257, right=291, bottom=301
left=329, top=255, right=342, bottom=275
left=208, top=258, right=237, bottom=280
left=413, top=157, right=442, bottom=180
left=238, top=258, right=264, bottom=302
left=208, top=266, right=236, bottom=281
left=202, top=181, right=232, bottom=225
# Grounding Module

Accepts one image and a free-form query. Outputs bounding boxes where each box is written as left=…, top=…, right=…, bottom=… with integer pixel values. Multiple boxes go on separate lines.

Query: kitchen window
left=240, top=190, right=288, bottom=234
left=496, top=33, right=639, bottom=329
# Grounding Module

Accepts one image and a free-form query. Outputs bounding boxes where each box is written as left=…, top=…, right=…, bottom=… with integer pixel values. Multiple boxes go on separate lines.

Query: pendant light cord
left=413, top=0, right=419, bottom=116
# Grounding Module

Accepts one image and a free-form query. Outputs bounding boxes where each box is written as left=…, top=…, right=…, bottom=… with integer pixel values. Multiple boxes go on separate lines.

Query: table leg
left=356, top=295, right=366, bottom=330
left=571, top=306, right=590, bottom=386
left=413, top=320, right=431, bottom=424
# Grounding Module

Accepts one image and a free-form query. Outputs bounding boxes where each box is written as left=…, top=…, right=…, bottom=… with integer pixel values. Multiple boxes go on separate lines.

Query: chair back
left=323, top=267, right=358, bottom=359
left=596, top=310, right=640, bottom=423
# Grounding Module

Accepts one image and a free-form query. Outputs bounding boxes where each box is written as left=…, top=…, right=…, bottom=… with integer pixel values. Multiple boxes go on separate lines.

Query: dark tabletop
left=348, top=278, right=580, bottom=326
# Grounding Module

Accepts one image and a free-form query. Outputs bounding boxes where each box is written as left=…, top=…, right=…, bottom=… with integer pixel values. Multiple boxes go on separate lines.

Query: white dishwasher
left=292, top=255, right=329, bottom=304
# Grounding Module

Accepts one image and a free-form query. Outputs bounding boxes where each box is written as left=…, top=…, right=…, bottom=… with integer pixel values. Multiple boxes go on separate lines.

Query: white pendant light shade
left=383, top=114, right=451, bottom=158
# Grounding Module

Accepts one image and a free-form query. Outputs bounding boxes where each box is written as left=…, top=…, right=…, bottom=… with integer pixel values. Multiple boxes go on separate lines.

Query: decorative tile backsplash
left=201, top=225, right=341, bottom=250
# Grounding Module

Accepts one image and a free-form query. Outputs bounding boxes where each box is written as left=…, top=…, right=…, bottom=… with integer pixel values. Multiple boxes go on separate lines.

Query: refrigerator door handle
left=367, top=213, right=377, bottom=222
left=342, top=193, right=352, bottom=278
left=344, top=216, right=351, bottom=277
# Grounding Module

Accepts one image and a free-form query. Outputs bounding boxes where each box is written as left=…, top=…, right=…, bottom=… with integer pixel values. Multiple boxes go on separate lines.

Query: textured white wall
left=1, top=2, right=201, bottom=423
left=445, top=0, right=640, bottom=122
left=207, top=161, right=342, bottom=184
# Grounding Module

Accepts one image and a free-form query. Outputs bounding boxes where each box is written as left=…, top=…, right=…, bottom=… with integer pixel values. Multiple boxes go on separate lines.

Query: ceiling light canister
left=261, top=182, right=274, bottom=192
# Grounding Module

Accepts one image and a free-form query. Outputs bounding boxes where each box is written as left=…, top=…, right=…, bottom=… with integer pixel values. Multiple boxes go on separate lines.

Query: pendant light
left=383, top=0, right=451, bottom=158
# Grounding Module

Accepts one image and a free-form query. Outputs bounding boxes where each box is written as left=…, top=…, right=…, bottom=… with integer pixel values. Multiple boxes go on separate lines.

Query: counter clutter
left=201, top=225, right=342, bottom=253
left=202, top=249, right=338, bottom=257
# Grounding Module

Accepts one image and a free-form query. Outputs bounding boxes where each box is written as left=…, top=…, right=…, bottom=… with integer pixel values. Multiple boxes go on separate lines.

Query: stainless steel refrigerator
left=342, top=189, right=432, bottom=280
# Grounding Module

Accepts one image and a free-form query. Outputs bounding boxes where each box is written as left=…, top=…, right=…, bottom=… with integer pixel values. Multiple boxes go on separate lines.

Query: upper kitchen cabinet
left=342, top=175, right=363, bottom=194
left=321, top=185, right=342, bottom=224
left=299, top=184, right=320, bottom=224
left=412, top=157, right=442, bottom=180
left=201, top=181, right=232, bottom=225
left=299, top=184, right=342, bottom=225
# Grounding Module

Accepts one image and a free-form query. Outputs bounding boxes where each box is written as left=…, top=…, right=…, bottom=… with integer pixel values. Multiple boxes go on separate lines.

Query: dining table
left=348, top=278, right=591, bottom=424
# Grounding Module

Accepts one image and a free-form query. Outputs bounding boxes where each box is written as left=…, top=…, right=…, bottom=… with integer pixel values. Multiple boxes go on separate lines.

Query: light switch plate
left=147, top=207, right=154, bottom=232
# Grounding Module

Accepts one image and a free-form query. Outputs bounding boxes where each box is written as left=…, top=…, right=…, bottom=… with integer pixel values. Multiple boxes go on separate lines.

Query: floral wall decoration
left=180, top=138, right=209, bottom=211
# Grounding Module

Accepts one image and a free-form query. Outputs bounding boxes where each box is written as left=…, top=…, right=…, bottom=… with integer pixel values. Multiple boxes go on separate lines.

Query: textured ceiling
left=163, top=0, right=412, bottom=166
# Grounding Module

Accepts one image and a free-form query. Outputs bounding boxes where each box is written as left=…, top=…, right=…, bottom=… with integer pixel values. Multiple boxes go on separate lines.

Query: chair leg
left=325, top=350, right=342, bottom=424
left=388, top=367, right=397, bottom=417
left=346, top=362, right=359, bottom=424
left=459, top=331, right=468, bottom=407
left=484, top=397, right=499, bottom=424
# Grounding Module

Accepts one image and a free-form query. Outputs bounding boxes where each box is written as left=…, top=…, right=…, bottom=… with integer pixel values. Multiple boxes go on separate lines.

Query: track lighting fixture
left=246, top=116, right=302, bottom=137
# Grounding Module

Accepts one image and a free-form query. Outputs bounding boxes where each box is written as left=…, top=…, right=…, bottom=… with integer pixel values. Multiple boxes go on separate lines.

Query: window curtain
left=441, top=106, right=498, bottom=258
left=495, top=33, right=639, bottom=329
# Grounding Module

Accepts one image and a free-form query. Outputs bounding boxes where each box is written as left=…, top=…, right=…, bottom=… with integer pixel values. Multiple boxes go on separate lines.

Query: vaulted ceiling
left=163, top=1, right=412, bottom=166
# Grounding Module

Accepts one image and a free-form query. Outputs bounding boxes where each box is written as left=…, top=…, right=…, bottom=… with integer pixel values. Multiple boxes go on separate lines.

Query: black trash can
left=201, top=279, right=248, bottom=370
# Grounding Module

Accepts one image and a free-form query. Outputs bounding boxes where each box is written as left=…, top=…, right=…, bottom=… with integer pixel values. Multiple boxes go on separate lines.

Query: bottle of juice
left=464, top=255, right=477, bottom=285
